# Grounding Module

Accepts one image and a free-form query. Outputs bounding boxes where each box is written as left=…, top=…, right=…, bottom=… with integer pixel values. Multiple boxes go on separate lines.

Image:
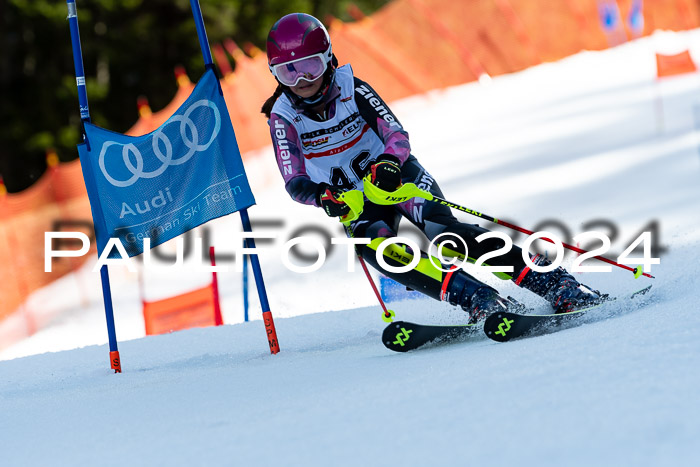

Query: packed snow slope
left=2, top=31, right=700, bottom=466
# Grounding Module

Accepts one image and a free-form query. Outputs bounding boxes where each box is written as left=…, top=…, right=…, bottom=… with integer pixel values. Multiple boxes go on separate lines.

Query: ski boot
left=442, top=270, right=510, bottom=324
left=517, top=255, right=606, bottom=314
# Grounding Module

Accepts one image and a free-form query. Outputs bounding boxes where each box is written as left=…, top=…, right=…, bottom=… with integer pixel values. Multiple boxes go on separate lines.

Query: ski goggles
left=271, top=53, right=328, bottom=87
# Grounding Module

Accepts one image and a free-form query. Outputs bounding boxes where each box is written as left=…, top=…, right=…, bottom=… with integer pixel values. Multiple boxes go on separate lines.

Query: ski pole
left=362, top=178, right=655, bottom=279
left=356, top=251, right=396, bottom=323
left=337, top=191, right=395, bottom=323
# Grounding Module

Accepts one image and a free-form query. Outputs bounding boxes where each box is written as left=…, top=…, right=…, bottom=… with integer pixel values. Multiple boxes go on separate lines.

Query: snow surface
left=2, top=30, right=700, bottom=466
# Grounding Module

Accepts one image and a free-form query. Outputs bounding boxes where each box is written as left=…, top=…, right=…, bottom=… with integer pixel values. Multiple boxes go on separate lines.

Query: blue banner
left=78, top=69, right=255, bottom=257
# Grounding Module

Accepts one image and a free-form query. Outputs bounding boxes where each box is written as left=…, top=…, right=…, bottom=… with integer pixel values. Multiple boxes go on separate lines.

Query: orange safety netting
left=0, top=160, right=95, bottom=349
left=127, top=0, right=698, bottom=155
left=1, top=0, right=699, bottom=342
left=142, top=283, right=218, bottom=336
left=656, top=50, right=697, bottom=78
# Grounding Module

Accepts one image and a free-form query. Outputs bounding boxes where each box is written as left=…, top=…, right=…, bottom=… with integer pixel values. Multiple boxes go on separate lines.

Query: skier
left=262, top=13, right=603, bottom=322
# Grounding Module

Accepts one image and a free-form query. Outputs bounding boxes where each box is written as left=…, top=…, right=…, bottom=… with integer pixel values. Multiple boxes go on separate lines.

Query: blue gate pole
left=189, top=0, right=214, bottom=67
left=239, top=210, right=279, bottom=352
left=66, top=0, right=121, bottom=372
left=243, top=239, right=249, bottom=322
left=189, top=0, right=279, bottom=353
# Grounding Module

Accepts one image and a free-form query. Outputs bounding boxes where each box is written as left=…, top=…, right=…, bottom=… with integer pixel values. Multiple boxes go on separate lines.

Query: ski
left=483, top=285, right=652, bottom=343
left=382, top=320, right=480, bottom=352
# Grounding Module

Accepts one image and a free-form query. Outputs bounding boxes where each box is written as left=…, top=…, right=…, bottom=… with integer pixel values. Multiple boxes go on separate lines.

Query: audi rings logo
left=98, top=99, right=221, bottom=187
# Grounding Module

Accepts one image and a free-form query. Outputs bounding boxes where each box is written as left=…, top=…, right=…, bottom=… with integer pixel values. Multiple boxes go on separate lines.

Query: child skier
left=262, top=13, right=603, bottom=322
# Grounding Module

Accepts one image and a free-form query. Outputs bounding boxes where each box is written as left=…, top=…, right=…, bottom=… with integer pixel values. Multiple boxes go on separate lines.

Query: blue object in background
left=598, top=0, right=621, bottom=32
left=628, top=0, right=644, bottom=37
left=379, top=275, right=421, bottom=303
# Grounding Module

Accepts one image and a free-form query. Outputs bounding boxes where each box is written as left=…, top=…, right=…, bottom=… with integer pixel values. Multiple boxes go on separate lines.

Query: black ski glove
left=317, top=184, right=351, bottom=218
left=368, top=154, right=401, bottom=192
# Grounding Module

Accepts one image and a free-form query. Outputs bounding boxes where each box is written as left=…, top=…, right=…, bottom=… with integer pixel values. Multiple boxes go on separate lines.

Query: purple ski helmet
left=266, top=13, right=333, bottom=74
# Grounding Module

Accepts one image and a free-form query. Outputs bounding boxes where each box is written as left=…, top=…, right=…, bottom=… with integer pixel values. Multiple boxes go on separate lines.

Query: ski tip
left=630, top=285, right=652, bottom=299
left=382, top=321, right=414, bottom=352
left=484, top=312, right=516, bottom=343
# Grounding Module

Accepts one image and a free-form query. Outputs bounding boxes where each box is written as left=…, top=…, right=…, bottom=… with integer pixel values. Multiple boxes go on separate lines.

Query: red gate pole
left=209, top=246, right=223, bottom=326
